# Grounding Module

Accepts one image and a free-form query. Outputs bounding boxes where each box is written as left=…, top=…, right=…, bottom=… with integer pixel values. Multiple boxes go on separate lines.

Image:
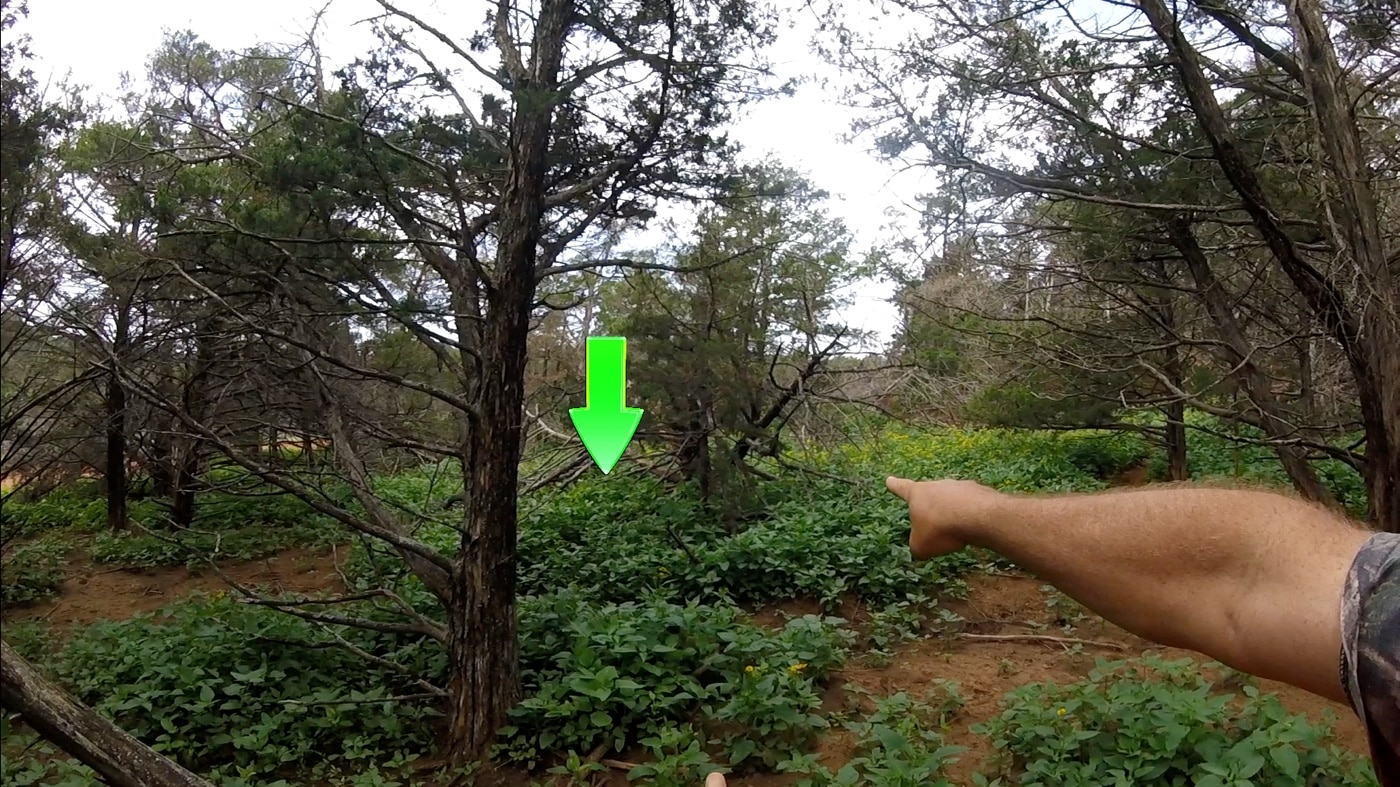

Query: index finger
left=886, top=476, right=914, bottom=501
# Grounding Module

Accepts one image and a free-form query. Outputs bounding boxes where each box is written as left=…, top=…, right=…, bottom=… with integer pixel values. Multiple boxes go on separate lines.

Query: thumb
left=885, top=476, right=914, bottom=501
left=705, top=772, right=727, bottom=787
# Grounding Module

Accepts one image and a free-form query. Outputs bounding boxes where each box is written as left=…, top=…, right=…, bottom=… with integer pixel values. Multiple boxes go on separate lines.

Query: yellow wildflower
left=788, top=663, right=808, bottom=675
left=1057, top=707, right=1067, bottom=716
left=744, top=665, right=755, bottom=674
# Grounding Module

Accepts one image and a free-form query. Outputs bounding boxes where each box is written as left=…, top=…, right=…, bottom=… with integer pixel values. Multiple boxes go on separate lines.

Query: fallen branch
left=773, top=456, right=859, bottom=486
left=202, top=556, right=447, bottom=643
left=585, top=740, right=611, bottom=764
left=331, top=544, right=354, bottom=590
left=959, top=633, right=1130, bottom=650
left=280, top=692, right=440, bottom=707
left=252, top=633, right=446, bottom=697
left=664, top=524, right=698, bottom=562
left=1, top=640, right=215, bottom=787
left=521, top=450, right=592, bottom=495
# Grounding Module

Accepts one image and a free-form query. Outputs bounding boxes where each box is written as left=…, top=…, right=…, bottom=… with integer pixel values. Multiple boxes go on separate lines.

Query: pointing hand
left=885, top=476, right=1003, bottom=559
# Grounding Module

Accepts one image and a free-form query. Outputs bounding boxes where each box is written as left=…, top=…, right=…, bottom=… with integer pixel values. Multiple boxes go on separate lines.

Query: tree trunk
left=0, top=640, right=214, bottom=787
left=1156, top=276, right=1189, bottom=482
left=444, top=295, right=529, bottom=762
left=1164, top=401, right=1189, bottom=482
left=105, top=305, right=131, bottom=530
left=1368, top=416, right=1400, bottom=533
left=674, top=423, right=710, bottom=498
left=446, top=277, right=533, bottom=762
left=171, top=464, right=198, bottom=530
left=1295, top=336, right=1315, bottom=422
left=166, top=324, right=217, bottom=530
left=1140, top=0, right=1395, bottom=528
left=443, top=0, right=571, bottom=762
left=1168, top=220, right=1335, bottom=506
left=1285, top=0, right=1400, bottom=532
left=1359, top=349, right=1400, bottom=531
left=149, top=450, right=174, bottom=498
left=105, top=374, right=129, bottom=531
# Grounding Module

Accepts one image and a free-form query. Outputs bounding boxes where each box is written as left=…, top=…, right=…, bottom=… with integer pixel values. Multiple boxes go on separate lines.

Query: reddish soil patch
left=1113, top=463, right=1152, bottom=487
left=748, top=597, right=825, bottom=629
left=4, top=546, right=347, bottom=632
left=847, top=574, right=1370, bottom=783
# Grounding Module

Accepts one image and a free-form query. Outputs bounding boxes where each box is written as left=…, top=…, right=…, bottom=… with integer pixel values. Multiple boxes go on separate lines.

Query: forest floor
left=4, top=543, right=1371, bottom=786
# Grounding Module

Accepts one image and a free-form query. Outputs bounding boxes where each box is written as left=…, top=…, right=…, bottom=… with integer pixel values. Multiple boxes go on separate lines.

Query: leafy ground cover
left=0, top=421, right=1379, bottom=785
left=1, top=480, right=346, bottom=606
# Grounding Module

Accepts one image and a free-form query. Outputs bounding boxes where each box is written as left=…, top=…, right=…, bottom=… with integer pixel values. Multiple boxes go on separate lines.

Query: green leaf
left=1269, top=745, right=1299, bottom=776
left=728, top=738, right=757, bottom=764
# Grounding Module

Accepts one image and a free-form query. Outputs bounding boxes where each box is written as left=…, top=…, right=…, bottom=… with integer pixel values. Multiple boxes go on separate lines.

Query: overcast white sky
left=21, top=0, right=934, bottom=346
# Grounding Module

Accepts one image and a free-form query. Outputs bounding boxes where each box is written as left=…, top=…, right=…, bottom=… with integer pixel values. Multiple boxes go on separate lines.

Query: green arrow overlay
left=570, top=336, right=644, bottom=474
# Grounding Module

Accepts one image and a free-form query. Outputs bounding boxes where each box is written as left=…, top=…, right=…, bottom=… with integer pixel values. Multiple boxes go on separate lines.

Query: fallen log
left=0, top=639, right=214, bottom=787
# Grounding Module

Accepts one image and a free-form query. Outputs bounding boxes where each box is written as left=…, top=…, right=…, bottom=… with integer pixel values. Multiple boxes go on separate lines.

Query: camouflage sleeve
left=1340, top=531, right=1400, bottom=785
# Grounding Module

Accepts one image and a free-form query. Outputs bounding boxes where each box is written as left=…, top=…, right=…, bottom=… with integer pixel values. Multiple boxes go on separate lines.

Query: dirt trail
left=4, top=546, right=347, bottom=632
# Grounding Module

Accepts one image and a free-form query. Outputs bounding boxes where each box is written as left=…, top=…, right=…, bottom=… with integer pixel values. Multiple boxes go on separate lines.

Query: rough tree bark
left=1295, top=335, right=1315, bottom=421
left=1159, top=323, right=1189, bottom=482
left=104, top=313, right=129, bottom=531
left=0, top=640, right=214, bottom=787
left=1164, top=400, right=1189, bottom=481
left=444, top=0, right=572, bottom=762
left=1145, top=263, right=1190, bottom=482
left=103, top=263, right=144, bottom=530
left=1284, top=0, right=1400, bottom=531
left=170, top=465, right=199, bottom=529
left=168, top=325, right=218, bottom=529
left=104, top=375, right=129, bottom=530
left=1141, top=0, right=1395, bottom=526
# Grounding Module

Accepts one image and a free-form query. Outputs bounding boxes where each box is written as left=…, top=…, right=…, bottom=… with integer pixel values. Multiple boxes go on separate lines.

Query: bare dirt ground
left=2, top=551, right=1371, bottom=786
left=4, top=546, right=349, bottom=634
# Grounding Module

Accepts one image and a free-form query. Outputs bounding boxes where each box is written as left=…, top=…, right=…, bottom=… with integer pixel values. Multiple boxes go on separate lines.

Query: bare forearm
left=964, top=485, right=1371, bottom=701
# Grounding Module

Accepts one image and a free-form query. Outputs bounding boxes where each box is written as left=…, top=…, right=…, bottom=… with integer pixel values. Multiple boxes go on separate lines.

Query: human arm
left=885, top=477, right=1374, bottom=703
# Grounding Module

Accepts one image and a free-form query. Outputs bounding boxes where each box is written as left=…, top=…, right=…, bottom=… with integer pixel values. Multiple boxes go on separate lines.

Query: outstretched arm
left=886, top=477, right=1373, bottom=703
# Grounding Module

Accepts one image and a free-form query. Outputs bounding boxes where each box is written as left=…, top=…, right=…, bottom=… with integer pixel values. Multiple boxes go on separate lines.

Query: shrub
left=498, top=591, right=853, bottom=770
left=1061, top=431, right=1150, bottom=479
left=782, top=687, right=966, bottom=786
left=804, top=426, right=1115, bottom=494
left=353, top=473, right=976, bottom=613
left=973, top=656, right=1378, bottom=786
left=48, top=595, right=442, bottom=784
left=0, top=620, right=55, bottom=663
left=1, top=489, right=98, bottom=540
left=963, top=382, right=1119, bottom=430
left=618, top=724, right=722, bottom=787
left=0, top=536, right=69, bottom=606
left=89, top=513, right=342, bottom=569
left=0, top=728, right=96, bottom=787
